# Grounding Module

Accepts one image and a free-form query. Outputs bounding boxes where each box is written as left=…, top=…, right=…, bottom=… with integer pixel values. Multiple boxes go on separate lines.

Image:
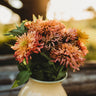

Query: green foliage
left=5, top=22, right=28, bottom=37
left=56, top=65, right=66, bottom=80
left=13, top=52, right=67, bottom=88
left=30, top=53, right=67, bottom=81
left=12, top=71, right=32, bottom=88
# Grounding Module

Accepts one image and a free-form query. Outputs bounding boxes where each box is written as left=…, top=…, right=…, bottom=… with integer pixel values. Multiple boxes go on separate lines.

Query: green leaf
left=12, top=80, right=19, bottom=88
left=12, top=71, right=32, bottom=88
left=56, top=65, right=66, bottom=80
left=10, top=29, right=22, bottom=35
left=4, top=33, right=11, bottom=36
left=40, top=52, right=50, bottom=60
left=17, top=62, right=27, bottom=71
left=48, top=61, right=54, bottom=65
left=20, top=22, right=25, bottom=31
left=32, top=70, right=44, bottom=80
left=56, top=71, right=66, bottom=80
left=16, top=24, right=21, bottom=30
left=5, top=22, right=28, bottom=37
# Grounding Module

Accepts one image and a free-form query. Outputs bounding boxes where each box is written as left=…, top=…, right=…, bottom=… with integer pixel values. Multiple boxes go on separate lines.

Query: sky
left=47, top=0, right=96, bottom=20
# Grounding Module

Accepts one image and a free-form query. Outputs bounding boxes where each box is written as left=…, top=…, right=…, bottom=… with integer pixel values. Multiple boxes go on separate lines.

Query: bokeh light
left=8, top=0, right=23, bottom=9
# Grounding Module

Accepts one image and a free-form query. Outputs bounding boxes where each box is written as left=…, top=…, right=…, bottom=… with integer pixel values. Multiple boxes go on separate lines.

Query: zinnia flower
left=41, top=20, right=65, bottom=50
left=50, top=43, right=85, bottom=72
left=77, top=29, right=88, bottom=43
left=64, top=28, right=78, bottom=42
left=11, top=32, right=43, bottom=63
left=25, top=20, right=66, bottom=51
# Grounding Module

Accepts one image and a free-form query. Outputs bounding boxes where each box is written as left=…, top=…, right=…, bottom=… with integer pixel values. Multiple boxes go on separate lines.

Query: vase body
left=18, top=78, right=67, bottom=96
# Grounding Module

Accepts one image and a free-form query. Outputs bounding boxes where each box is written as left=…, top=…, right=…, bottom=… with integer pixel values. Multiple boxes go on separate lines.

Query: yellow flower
left=77, top=29, right=88, bottom=43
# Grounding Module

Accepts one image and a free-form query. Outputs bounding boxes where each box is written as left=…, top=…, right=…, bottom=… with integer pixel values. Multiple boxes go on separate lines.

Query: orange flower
left=77, top=29, right=88, bottom=43
left=77, top=40, right=88, bottom=56
left=11, top=32, right=43, bottom=63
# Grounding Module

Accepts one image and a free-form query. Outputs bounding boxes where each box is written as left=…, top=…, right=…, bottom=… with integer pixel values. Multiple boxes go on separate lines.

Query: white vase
left=18, top=77, right=67, bottom=96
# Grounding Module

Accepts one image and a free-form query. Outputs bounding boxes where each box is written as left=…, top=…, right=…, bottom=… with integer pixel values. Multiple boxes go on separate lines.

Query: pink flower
left=50, top=43, right=85, bottom=72
left=65, top=28, right=78, bottom=42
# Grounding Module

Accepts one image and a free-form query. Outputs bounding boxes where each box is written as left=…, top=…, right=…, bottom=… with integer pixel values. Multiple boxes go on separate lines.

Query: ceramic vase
left=18, top=77, right=67, bottom=96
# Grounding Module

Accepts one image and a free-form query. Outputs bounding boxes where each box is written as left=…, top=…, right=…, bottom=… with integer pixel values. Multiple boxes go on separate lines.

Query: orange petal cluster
left=11, top=32, right=43, bottom=63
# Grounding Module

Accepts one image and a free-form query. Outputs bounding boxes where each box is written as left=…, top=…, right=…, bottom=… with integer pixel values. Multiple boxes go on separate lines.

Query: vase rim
left=29, top=72, right=67, bottom=84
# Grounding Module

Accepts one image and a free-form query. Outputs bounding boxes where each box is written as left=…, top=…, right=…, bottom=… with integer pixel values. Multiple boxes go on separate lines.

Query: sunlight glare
left=47, top=0, right=96, bottom=21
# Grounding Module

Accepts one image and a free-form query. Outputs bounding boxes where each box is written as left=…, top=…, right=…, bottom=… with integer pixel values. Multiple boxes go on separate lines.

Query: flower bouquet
left=7, top=15, right=88, bottom=88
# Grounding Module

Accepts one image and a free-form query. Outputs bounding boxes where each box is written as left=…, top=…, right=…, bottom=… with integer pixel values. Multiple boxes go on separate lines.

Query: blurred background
left=0, top=0, right=96, bottom=96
